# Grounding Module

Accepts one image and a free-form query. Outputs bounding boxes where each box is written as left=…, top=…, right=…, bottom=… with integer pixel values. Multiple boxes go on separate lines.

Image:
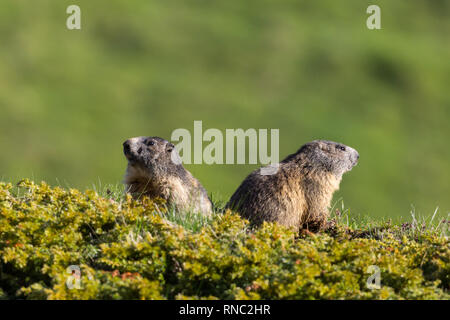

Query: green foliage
left=0, top=180, right=448, bottom=300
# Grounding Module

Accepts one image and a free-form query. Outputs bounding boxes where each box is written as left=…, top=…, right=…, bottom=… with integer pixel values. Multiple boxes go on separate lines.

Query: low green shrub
left=0, top=180, right=448, bottom=299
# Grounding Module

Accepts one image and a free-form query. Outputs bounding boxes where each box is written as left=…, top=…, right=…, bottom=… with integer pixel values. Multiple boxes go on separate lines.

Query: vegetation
left=1, top=180, right=448, bottom=300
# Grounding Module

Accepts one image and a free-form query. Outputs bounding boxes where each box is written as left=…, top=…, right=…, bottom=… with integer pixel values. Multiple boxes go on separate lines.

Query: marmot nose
left=123, top=140, right=131, bottom=155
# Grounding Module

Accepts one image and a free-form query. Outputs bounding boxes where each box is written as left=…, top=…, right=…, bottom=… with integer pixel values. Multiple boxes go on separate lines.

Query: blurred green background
left=0, top=0, right=449, bottom=220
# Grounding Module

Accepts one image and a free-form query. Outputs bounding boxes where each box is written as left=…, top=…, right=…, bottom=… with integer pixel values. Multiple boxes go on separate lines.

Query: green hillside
left=0, top=1, right=449, bottom=220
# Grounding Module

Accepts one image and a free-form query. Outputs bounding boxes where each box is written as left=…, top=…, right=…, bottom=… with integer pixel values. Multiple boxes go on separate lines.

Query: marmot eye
left=337, top=145, right=346, bottom=151
left=146, top=140, right=154, bottom=146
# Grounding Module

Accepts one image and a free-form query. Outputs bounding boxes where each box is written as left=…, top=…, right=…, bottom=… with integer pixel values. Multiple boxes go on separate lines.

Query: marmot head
left=123, top=136, right=182, bottom=178
left=290, top=140, right=359, bottom=177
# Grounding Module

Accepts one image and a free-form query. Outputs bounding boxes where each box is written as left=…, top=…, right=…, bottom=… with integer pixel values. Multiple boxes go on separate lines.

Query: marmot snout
left=226, top=140, right=359, bottom=232
left=123, top=136, right=212, bottom=215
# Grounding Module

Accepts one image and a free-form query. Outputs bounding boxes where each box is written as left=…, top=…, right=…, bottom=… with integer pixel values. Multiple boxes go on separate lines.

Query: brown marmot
left=123, top=136, right=213, bottom=215
left=226, top=140, right=359, bottom=232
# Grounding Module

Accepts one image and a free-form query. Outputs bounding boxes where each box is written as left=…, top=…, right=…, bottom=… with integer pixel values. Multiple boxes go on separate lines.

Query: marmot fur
left=123, top=136, right=212, bottom=215
left=226, top=140, right=359, bottom=232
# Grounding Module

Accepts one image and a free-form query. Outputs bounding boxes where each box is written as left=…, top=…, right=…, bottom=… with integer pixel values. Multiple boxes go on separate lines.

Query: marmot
left=123, top=136, right=212, bottom=215
left=226, top=140, right=359, bottom=232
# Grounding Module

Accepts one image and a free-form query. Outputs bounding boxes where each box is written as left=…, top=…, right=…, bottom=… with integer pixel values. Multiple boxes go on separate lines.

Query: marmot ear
left=166, top=143, right=175, bottom=153
left=169, top=145, right=183, bottom=165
